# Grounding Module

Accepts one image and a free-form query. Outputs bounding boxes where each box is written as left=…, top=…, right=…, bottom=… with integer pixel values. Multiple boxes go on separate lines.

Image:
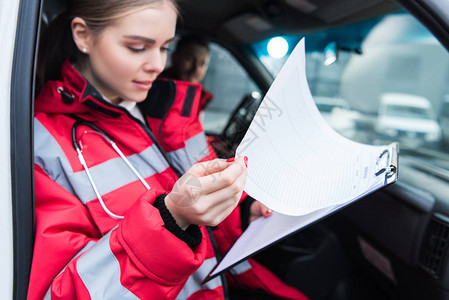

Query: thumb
left=189, top=158, right=232, bottom=177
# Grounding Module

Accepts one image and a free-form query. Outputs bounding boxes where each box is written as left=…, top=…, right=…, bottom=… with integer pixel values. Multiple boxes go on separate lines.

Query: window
left=252, top=12, right=449, bottom=173
left=201, top=43, right=260, bottom=134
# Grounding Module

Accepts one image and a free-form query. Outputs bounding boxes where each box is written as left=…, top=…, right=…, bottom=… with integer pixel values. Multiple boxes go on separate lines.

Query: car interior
left=10, top=0, right=449, bottom=299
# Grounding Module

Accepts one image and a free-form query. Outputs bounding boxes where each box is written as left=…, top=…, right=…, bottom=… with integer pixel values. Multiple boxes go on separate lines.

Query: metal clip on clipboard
left=375, top=142, right=399, bottom=185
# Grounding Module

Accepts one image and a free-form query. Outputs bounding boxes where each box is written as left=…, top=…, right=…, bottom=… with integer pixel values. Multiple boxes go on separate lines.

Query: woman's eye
left=128, top=46, right=146, bottom=53
left=161, top=47, right=171, bottom=53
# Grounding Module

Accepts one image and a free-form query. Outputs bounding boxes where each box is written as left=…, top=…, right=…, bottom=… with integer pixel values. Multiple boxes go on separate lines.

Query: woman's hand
left=165, top=157, right=247, bottom=230
left=249, top=201, right=272, bottom=223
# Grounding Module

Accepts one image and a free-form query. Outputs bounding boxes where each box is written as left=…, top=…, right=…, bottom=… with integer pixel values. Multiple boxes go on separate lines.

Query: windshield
left=384, top=105, right=433, bottom=119
left=252, top=11, right=449, bottom=174
left=316, top=103, right=340, bottom=113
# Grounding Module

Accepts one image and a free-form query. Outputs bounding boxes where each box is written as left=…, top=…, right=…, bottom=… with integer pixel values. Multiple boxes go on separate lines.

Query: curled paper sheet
left=236, top=38, right=390, bottom=216
left=205, top=38, right=398, bottom=281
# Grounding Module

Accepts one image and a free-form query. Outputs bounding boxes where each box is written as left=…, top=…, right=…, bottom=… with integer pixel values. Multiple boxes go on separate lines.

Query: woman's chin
left=126, top=91, right=151, bottom=103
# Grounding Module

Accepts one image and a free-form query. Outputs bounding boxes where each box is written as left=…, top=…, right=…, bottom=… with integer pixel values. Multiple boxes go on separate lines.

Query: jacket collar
left=35, top=59, right=122, bottom=118
left=35, top=59, right=203, bottom=122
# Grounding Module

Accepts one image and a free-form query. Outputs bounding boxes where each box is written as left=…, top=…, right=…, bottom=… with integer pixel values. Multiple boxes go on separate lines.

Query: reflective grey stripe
left=77, top=230, right=139, bottom=299
left=74, top=146, right=168, bottom=204
left=43, top=286, right=51, bottom=300
left=176, top=257, right=222, bottom=300
left=34, top=119, right=77, bottom=196
left=34, top=119, right=169, bottom=204
left=229, top=260, right=251, bottom=275
left=167, top=132, right=210, bottom=174
left=44, top=241, right=96, bottom=300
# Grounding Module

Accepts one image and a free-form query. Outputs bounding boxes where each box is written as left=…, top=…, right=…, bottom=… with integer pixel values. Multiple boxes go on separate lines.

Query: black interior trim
left=10, top=0, right=41, bottom=298
left=385, top=182, right=435, bottom=213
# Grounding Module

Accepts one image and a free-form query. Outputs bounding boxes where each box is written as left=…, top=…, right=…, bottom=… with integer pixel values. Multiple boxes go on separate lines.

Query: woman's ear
left=71, top=17, right=91, bottom=54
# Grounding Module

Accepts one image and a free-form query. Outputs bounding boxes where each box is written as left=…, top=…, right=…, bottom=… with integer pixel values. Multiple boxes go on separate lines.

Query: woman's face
left=173, top=44, right=210, bottom=84
left=78, top=2, right=177, bottom=104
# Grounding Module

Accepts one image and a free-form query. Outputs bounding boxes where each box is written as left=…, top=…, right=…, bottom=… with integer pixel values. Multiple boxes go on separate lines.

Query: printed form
left=207, top=38, right=398, bottom=279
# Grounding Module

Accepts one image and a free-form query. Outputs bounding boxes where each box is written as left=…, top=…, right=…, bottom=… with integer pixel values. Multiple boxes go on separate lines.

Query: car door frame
left=9, top=0, right=41, bottom=299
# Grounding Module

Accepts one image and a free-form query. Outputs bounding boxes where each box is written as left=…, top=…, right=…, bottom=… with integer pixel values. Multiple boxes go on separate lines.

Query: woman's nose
left=143, top=50, right=165, bottom=73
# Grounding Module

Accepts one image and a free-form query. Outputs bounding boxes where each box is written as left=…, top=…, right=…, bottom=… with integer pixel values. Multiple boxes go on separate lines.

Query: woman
left=30, top=0, right=309, bottom=299
left=160, top=34, right=214, bottom=114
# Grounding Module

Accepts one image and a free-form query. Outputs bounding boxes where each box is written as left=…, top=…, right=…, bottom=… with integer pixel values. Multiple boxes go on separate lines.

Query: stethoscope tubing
left=72, top=120, right=150, bottom=219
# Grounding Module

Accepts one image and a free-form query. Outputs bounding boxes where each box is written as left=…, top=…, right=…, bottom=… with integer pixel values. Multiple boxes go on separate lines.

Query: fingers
left=259, top=203, right=273, bottom=217
left=165, top=157, right=248, bottom=228
left=249, top=201, right=273, bottom=223
left=189, top=158, right=231, bottom=177
left=200, top=167, right=247, bottom=212
left=199, top=157, right=247, bottom=195
left=192, top=186, right=243, bottom=227
left=185, top=159, right=247, bottom=226
left=167, top=179, right=243, bottom=228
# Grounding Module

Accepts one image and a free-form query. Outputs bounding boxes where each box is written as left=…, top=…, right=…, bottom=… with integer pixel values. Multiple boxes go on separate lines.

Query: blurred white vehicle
left=314, top=96, right=359, bottom=138
left=375, top=93, right=441, bottom=147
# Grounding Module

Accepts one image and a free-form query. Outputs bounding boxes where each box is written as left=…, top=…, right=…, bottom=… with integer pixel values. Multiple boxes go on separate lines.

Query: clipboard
left=375, top=142, right=399, bottom=185
left=202, top=142, right=399, bottom=284
left=202, top=39, right=400, bottom=284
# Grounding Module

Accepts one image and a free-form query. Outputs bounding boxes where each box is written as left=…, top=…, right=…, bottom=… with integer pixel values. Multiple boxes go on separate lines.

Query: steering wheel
left=219, top=92, right=263, bottom=154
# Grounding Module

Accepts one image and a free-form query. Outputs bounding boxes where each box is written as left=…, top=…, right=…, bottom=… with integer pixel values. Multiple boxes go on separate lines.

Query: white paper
left=236, top=38, right=388, bottom=216
left=207, top=38, right=397, bottom=280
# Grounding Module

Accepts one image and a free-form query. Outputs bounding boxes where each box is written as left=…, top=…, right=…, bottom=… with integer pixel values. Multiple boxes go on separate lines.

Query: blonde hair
left=67, top=0, right=178, bottom=33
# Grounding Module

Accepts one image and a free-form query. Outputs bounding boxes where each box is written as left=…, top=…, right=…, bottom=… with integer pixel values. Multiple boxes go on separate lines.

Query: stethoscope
left=72, top=120, right=151, bottom=219
left=72, top=122, right=229, bottom=292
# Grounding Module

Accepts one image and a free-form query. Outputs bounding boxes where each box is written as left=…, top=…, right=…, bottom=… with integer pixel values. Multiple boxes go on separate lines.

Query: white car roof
left=380, top=93, right=431, bottom=108
left=314, top=96, right=351, bottom=109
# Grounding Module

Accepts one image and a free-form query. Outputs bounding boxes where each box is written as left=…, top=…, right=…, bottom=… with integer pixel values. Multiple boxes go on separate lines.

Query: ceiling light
left=267, top=37, right=289, bottom=58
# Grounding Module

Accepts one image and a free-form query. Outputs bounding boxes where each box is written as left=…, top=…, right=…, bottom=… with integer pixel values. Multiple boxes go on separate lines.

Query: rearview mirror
left=323, top=42, right=363, bottom=66
left=324, top=41, right=338, bottom=66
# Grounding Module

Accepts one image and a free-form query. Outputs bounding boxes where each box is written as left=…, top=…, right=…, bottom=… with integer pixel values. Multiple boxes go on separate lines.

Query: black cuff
left=153, top=194, right=202, bottom=249
left=240, top=196, right=256, bottom=231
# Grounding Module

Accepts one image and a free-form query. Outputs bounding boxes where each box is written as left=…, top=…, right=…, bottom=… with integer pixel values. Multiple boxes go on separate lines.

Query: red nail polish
left=264, top=209, right=272, bottom=217
left=244, top=156, right=248, bottom=168
left=226, top=157, right=235, bottom=162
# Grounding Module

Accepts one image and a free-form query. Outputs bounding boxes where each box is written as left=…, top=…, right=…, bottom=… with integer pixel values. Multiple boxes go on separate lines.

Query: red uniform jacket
left=28, top=60, right=308, bottom=300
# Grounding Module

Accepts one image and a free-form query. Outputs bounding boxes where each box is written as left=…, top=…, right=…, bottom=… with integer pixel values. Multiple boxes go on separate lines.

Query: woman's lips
left=133, top=80, right=152, bottom=90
